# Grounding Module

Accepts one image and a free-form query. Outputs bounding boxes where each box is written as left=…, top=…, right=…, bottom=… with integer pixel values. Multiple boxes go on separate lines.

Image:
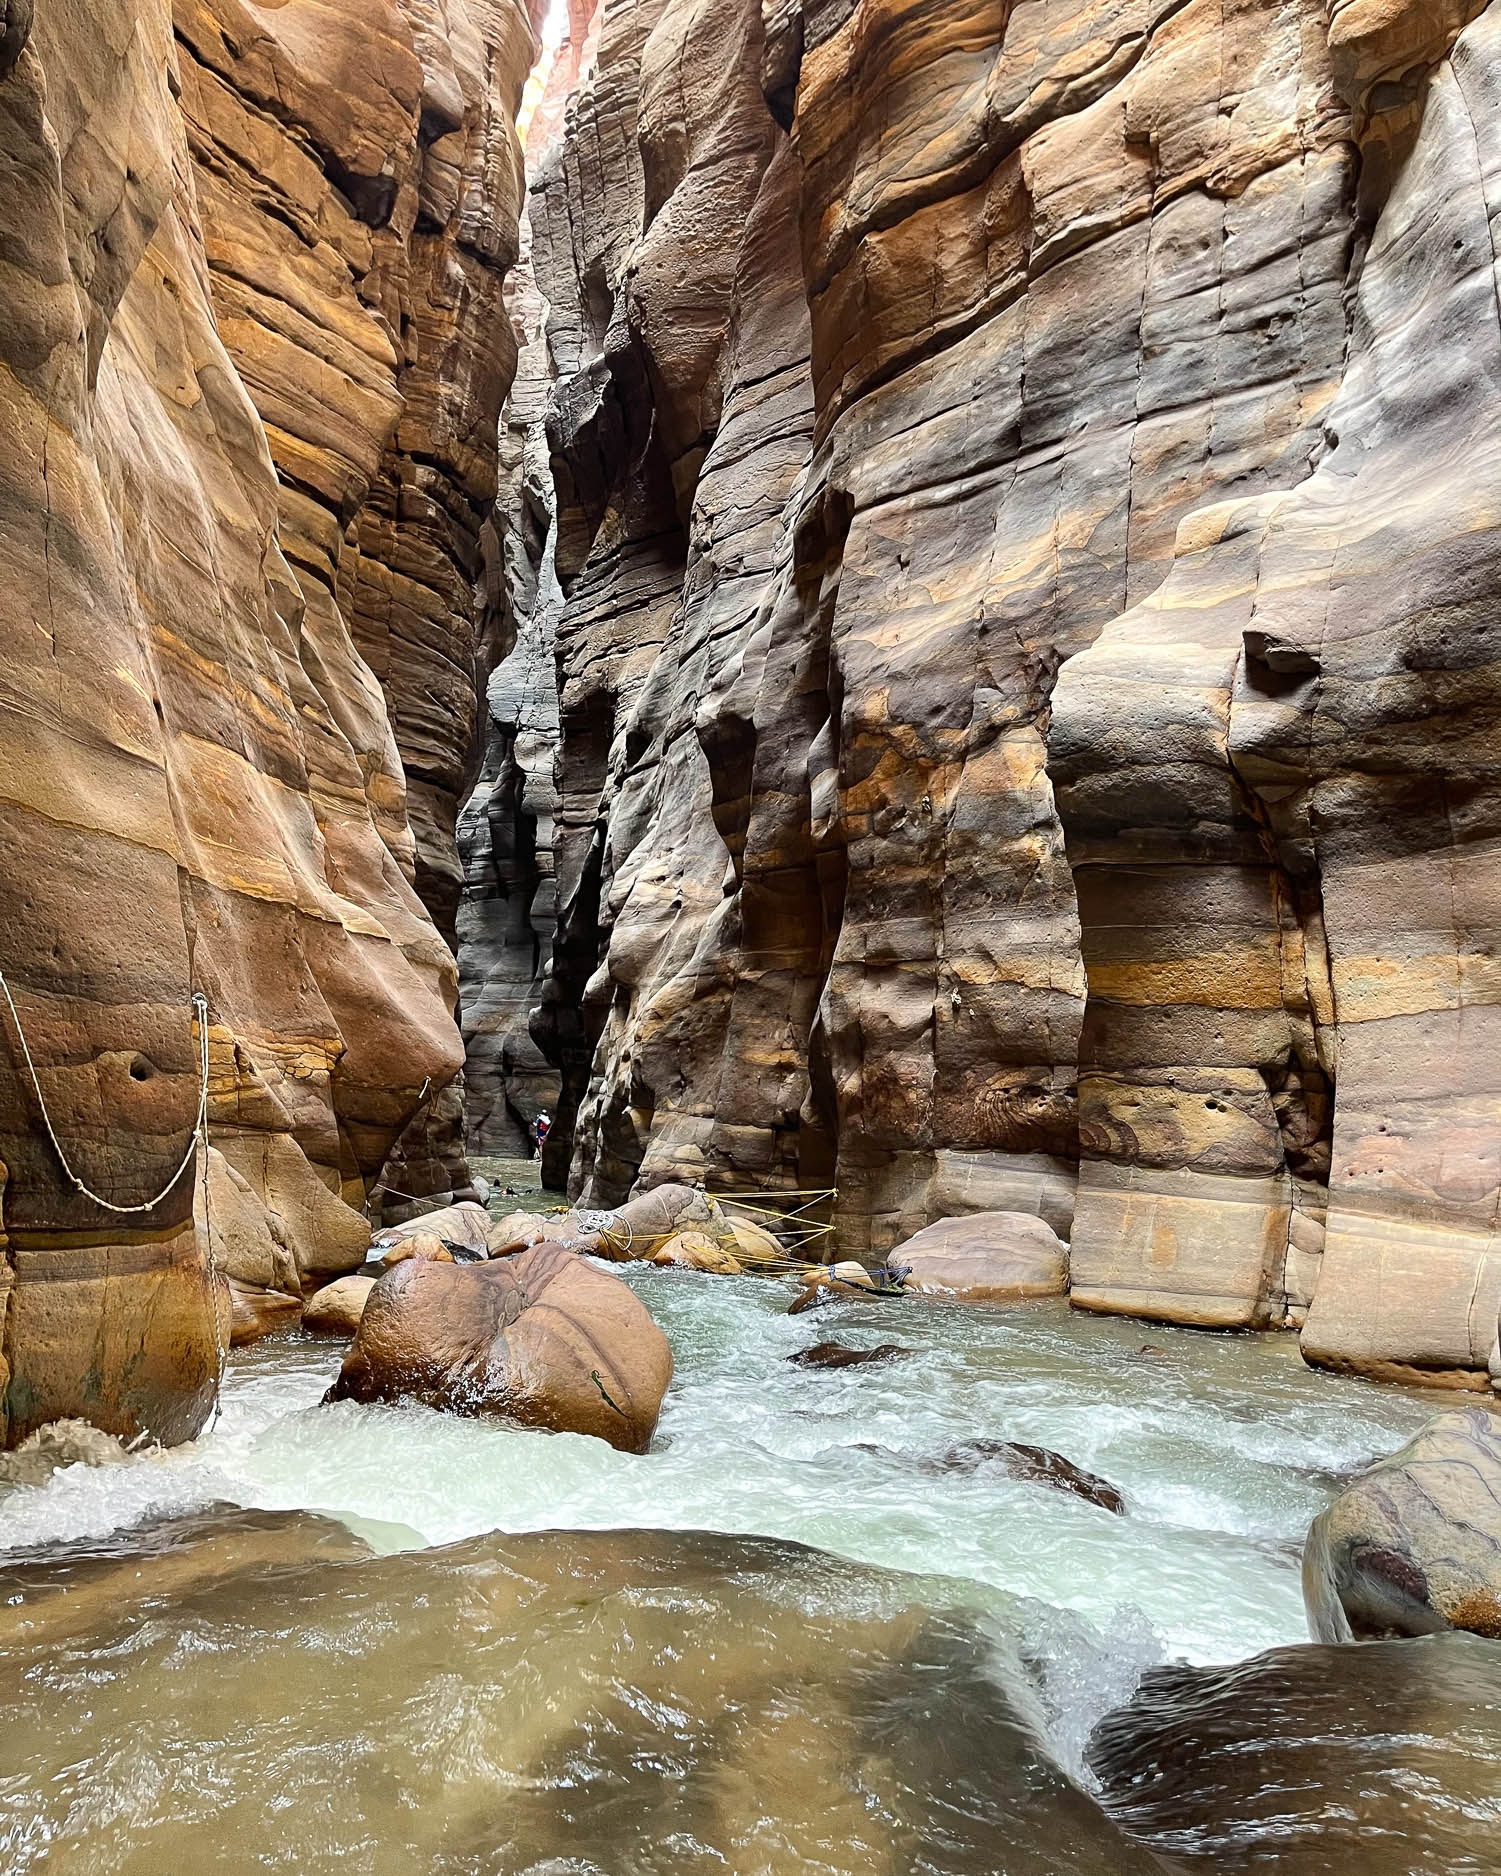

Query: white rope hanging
left=0, top=971, right=211, bottom=1214
left=0, top=973, right=227, bottom=1414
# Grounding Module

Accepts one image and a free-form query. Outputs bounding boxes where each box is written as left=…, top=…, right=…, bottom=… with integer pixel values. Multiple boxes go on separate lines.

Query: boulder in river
left=1304, top=1406, right=1501, bottom=1641
left=371, top=1202, right=493, bottom=1262
left=302, top=1275, right=377, bottom=1338
left=327, top=1244, right=673, bottom=1454
left=887, top=1213, right=1068, bottom=1302
left=789, top=1342, right=911, bottom=1371
left=377, top=1233, right=454, bottom=1270
left=651, top=1231, right=742, bottom=1274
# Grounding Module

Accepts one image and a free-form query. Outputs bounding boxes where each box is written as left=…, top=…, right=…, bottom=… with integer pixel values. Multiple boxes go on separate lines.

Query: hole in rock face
left=128, top=1056, right=155, bottom=1084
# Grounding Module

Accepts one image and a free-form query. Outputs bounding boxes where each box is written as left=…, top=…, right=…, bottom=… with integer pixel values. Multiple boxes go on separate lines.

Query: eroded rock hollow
left=459, top=0, right=1501, bottom=1388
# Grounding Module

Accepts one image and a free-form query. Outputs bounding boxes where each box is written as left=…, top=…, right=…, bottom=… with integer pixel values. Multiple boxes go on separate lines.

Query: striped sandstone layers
left=479, top=0, right=1501, bottom=1384
left=0, top=0, right=533, bottom=1444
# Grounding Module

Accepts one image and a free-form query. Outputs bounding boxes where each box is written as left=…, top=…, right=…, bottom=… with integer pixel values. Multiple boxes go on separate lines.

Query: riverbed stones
left=327, top=1244, right=673, bottom=1453
left=303, top=1275, right=378, bottom=1338
left=1304, top=1408, right=1501, bottom=1642
left=888, top=1214, right=1069, bottom=1303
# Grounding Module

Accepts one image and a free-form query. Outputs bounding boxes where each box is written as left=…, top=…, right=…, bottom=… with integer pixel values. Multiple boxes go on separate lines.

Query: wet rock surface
left=790, top=1340, right=911, bottom=1370
left=1305, top=1407, right=1501, bottom=1641
left=0, top=1516, right=1172, bottom=1876
left=327, top=1241, right=673, bottom=1452
left=1089, top=1632, right=1501, bottom=1873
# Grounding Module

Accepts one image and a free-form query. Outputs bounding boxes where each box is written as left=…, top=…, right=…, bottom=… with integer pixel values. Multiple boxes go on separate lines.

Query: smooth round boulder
left=326, top=1244, right=673, bottom=1454
left=722, top=1215, right=785, bottom=1268
left=302, top=1274, right=377, bottom=1337
left=652, top=1231, right=742, bottom=1275
left=486, top=1209, right=554, bottom=1257
left=887, top=1212, right=1068, bottom=1302
left=1305, top=1407, right=1501, bottom=1641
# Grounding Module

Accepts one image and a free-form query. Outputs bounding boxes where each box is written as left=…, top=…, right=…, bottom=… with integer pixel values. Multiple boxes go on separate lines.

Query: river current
left=0, top=1270, right=1479, bottom=1874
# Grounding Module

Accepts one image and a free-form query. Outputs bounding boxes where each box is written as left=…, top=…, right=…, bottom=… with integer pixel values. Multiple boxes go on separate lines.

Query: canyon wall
left=0, top=0, right=533, bottom=1445
left=475, top=0, right=1501, bottom=1386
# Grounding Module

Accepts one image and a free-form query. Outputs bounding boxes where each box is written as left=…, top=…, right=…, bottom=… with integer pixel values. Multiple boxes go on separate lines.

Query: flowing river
left=1, top=1271, right=1494, bottom=1874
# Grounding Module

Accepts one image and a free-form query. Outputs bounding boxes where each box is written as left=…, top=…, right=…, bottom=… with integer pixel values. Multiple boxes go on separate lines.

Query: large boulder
left=887, top=1214, right=1069, bottom=1302
left=1304, top=1408, right=1501, bottom=1641
left=327, top=1245, right=673, bottom=1454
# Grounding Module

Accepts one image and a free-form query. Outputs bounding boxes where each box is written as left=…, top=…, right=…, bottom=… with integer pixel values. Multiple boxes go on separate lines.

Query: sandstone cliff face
left=478, top=0, right=1501, bottom=1386
left=0, top=0, right=531, bottom=1444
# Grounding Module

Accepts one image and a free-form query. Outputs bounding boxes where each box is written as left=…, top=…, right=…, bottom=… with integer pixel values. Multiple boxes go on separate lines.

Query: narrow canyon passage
left=3, top=0, right=1501, bottom=1871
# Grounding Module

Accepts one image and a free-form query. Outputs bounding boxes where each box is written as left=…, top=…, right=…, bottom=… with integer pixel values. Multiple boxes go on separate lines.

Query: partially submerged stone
left=889, top=1213, right=1068, bottom=1303
left=377, top=1233, right=454, bottom=1270
left=371, top=1203, right=492, bottom=1261
left=302, top=1275, right=377, bottom=1338
left=1304, top=1407, right=1501, bottom=1641
left=0, top=1419, right=133, bottom=1487
left=789, top=1342, right=910, bottom=1371
left=327, top=1244, right=673, bottom=1454
left=934, top=1441, right=1126, bottom=1515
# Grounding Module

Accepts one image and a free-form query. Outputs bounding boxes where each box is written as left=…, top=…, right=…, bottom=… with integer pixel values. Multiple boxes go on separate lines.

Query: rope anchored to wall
left=0, top=972, right=227, bottom=1414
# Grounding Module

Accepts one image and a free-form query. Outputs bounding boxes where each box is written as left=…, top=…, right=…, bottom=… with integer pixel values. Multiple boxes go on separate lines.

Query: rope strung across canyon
left=0, top=974, right=228, bottom=1416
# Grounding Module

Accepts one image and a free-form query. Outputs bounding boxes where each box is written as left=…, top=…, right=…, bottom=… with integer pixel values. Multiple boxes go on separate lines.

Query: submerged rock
left=327, top=1245, right=673, bottom=1454
left=0, top=1521, right=1170, bottom=1875
left=0, top=1508, right=371, bottom=1652
left=935, top=1441, right=1126, bottom=1515
left=788, top=1341, right=911, bottom=1371
left=1304, top=1407, right=1501, bottom=1641
left=888, top=1214, right=1069, bottom=1302
left=302, top=1276, right=377, bottom=1338
left=1089, top=1632, right=1501, bottom=1872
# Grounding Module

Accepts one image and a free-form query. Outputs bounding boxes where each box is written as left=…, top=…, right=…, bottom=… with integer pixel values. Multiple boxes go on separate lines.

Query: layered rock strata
left=473, top=0, right=1501, bottom=1386
left=0, top=0, right=532, bottom=1445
